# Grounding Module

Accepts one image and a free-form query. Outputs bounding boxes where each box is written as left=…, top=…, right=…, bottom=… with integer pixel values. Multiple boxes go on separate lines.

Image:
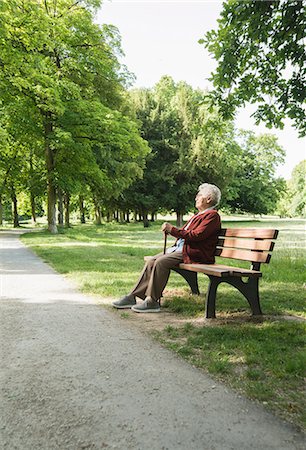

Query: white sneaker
left=112, top=295, right=136, bottom=309
left=131, top=297, right=160, bottom=313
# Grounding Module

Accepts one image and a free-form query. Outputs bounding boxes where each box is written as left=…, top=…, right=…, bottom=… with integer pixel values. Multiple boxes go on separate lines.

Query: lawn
left=21, top=217, right=306, bottom=430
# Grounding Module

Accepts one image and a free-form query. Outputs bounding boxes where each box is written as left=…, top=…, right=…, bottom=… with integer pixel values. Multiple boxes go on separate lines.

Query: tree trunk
left=58, top=189, right=64, bottom=226
left=95, top=209, right=102, bottom=225
left=150, top=211, right=157, bottom=222
left=94, top=199, right=101, bottom=225
left=29, top=153, right=36, bottom=224
left=143, top=212, right=149, bottom=228
left=79, top=196, right=86, bottom=224
left=176, top=211, right=184, bottom=227
left=126, top=211, right=130, bottom=223
left=0, top=195, right=3, bottom=225
left=45, top=117, right=57, bottom=234
left=11, top=190, right=19, bottom=228
left=119, top=211, right=125, bottom=223
left=30, top=192, right=37, bottom=224
left=64, top=192, right=70, bottom=228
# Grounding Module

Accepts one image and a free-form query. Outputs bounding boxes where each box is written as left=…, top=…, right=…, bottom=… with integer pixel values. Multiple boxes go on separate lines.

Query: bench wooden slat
left=179, top=263, right=262, bottom=278
left=219, top=228, right=278, bottom=239
left=218, top=237, right=275, bottom=252
left=179, top=263, right=231, bottom=277
left=215, top=247, right=271, bottom=263
left=230, top=268, right=262, bottom=278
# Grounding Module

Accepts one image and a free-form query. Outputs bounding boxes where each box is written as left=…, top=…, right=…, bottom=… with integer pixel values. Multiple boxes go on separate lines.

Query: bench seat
left=178, top=263, right=262, bottom=278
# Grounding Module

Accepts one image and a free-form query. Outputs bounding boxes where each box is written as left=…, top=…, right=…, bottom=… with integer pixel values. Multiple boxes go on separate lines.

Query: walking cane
left=163, top=231, right=167, bottom=254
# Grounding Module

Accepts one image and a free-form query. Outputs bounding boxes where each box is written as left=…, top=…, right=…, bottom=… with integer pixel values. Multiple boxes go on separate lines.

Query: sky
left=97, top=0, right=305, bottom=179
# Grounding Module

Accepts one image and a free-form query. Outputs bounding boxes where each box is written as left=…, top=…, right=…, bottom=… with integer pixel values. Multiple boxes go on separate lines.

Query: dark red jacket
left=170, top=209, right=221, bottom=264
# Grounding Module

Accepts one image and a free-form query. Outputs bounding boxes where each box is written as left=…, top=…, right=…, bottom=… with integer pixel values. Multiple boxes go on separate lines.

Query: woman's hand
left=162, top=222, right=173, bottom=234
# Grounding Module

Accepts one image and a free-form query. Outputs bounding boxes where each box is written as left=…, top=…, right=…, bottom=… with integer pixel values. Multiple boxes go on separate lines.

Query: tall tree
left=0, top=0, right=147, bottom=232
left=0, top=137, right=25, bottom=227
left=287, top=160, right=306, bottom=217
left=0, top=125, right=11, bottom=225
left=226, top=131, right=286, bottom=215
left=201, top=0, right=306, bottom=136
left=125, top=77, right=239, bottom=225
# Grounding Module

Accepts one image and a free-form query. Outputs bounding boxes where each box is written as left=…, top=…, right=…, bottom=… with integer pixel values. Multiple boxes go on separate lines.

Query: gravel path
left=0, top=230, right=305, bottom=450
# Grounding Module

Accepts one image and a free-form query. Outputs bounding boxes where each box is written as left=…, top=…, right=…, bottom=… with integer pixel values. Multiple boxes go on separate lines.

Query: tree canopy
left=226, top=131, right=286, bottom=215
left=123, top=76, right=285, bottom=223
left=201, top=0, right=306, bottom=136
left=0, top=0, right=149, bottom=232
left=124, top=77, right=240, bottom=225
left=0, top=2, right=292, bottom=227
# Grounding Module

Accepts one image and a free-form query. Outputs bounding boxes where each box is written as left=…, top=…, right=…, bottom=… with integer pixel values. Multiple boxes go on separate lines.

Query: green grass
left=21, top=217, right=306, bottom=429
left=156, top=319, right=306, bottom=428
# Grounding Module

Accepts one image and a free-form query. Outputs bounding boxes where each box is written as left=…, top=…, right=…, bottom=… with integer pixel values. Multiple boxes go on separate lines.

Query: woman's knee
left=155, top=254, right=182, bottom=270
left=145, top=258, right=156, bottom=269
left=154, top=256, right=170, bottom=270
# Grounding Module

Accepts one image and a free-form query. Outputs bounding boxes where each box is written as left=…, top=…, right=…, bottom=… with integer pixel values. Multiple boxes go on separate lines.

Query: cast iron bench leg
left=205, top=276, right=220, bottom=318
left=221, top=277, right=262, bottom=316
left=172, top=269, right=262, bottom=318
left=205, top=276, right=262, bottom=318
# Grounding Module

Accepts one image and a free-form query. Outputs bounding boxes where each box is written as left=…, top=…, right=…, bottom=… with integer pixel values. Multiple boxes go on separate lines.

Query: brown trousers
left=130, top=251, right=183, bottom=302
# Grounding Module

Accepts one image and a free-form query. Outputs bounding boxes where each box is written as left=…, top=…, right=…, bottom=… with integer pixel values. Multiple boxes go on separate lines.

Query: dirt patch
left=98, top=297, right=305, bottom=335
left=102, top=302, right=189, bottom=332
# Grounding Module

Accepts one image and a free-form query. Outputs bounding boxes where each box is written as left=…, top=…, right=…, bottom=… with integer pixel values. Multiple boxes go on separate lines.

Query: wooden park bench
left=145, top=228, right=279, bottom=318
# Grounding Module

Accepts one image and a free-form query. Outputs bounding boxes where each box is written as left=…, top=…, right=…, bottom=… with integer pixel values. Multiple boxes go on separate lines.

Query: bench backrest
left=215, top=228, right=278, bottom=268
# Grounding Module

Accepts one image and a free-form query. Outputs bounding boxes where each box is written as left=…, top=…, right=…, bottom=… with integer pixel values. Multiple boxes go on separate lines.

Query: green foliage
left=0, top=2, right=293, bottom=223
left=201, top=0, right=306, bottom=136
left=276, top=160, right=306, bottom=218
left=55, top=99, right=149, bottom=198
left=288, top=160, right=306, bottom=216
left=0, top=0, right=149, bottom=231
left=124, top=77, right=287, bottom=217
left=227, top=131, right=286, bottom=214
left=124, top=76, right=239, bottom=220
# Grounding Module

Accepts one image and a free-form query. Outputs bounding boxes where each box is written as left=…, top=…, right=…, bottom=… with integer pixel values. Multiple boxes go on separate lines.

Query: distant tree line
left=276, top=160, right=306, bottom=218
left=0, top=1, right=303, bottom=231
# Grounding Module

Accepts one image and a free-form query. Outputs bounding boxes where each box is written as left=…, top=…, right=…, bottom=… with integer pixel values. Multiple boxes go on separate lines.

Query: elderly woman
left=112, top=183, right=221, bottom=313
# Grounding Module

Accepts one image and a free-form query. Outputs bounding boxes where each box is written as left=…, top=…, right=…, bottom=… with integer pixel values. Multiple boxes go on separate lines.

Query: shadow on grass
left=163, top=281, right=306, bottom=318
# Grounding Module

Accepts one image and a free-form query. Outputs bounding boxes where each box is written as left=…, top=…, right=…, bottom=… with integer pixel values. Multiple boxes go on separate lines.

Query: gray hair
left=198, top=183, right=221, bottom=207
